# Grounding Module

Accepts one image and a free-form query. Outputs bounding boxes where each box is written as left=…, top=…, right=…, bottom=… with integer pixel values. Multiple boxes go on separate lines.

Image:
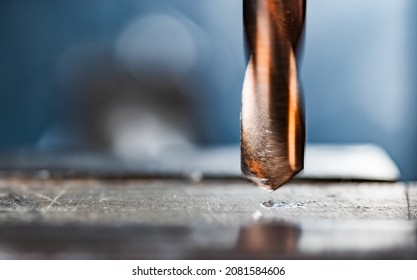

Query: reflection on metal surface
left=298, top=220, right=417, bottom=254
left=237, top=223, right=301, bottom=256
left=241, top=0, right=306, bottom=190
left=0, top=220, right=416, bottom=259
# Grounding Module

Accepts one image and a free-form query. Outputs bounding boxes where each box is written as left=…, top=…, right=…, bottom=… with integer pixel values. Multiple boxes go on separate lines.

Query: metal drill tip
left=241, top=0, right=306, bottom=190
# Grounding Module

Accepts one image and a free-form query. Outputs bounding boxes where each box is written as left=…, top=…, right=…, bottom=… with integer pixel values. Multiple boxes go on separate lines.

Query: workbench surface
left=0, top=178, right=416, bottom=259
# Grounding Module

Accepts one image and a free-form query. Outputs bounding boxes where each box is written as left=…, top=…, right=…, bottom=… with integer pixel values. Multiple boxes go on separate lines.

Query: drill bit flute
left=241, top=0, right=306, bottom=190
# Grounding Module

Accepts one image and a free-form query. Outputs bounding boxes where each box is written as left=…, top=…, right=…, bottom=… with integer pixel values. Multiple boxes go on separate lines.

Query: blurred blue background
left=0, top=0, right=416, bottom=179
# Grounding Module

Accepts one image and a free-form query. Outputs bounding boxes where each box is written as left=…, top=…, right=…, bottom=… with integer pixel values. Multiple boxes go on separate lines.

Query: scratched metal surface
left=0, top=178, right=416, bottom=259
left=0, top=179, right=410, bottom=224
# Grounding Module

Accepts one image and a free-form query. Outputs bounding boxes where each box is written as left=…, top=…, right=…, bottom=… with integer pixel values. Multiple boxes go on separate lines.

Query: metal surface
left=241, top=0, right=306, bottom=190
left=1, top=221, right=416, bottom=260
left=0, top=178, right=416, bottom=259
left=0, top=146, right=404, bottom=260
left=0, top=179, right=409, bottom=225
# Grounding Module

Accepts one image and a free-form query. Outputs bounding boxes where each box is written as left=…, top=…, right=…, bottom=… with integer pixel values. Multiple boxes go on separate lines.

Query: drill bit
left=241, top=0, right=306, bottom=190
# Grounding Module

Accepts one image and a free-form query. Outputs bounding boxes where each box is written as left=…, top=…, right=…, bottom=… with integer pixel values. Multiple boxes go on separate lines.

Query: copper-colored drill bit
left=241, top=0, right=306, bottom=190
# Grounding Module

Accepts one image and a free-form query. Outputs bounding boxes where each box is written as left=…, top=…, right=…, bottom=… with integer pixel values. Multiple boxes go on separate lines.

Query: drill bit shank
left=241, top=0, right=306, bottom=190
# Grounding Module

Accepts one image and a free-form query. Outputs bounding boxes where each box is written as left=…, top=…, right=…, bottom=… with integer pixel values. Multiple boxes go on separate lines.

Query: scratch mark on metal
left=71, top=198, right=84, bottom=211
left=46, top=189, right=67, bottom=209
left=405, top=184, right=411, bottom=220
